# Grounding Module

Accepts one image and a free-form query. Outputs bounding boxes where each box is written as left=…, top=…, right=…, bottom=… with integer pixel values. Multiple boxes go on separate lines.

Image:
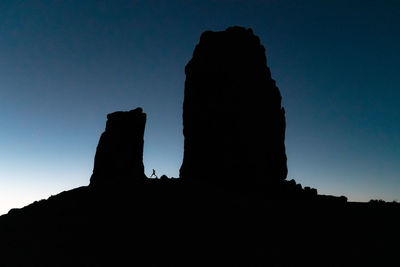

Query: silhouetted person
left=150, top=169, right=158, bottom=178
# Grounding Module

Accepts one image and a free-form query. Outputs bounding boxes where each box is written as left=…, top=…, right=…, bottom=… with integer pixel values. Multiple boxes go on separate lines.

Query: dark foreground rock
left=180, top=26, right=287, bottom=191
left=1, top=183, right=399, bottom=267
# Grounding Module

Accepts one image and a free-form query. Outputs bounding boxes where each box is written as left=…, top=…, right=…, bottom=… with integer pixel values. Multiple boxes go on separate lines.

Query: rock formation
left=90, top=107, right=147, bottom=186
left=180, top=26, right=287, bottom=190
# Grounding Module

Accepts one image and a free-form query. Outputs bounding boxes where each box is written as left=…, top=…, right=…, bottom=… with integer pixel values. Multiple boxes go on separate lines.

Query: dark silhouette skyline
left=1, top=1, right=400, bottom=214
left=1, top=27, right=399, bottom=266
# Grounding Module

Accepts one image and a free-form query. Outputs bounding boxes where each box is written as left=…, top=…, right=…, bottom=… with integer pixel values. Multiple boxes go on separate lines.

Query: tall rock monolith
left=90, top=107, right=147, bottom=186
left=179, top=26, right=287, bottom=190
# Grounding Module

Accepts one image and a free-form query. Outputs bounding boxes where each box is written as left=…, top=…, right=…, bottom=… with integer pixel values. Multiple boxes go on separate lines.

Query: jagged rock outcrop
left=180, top=26, right=287, bottom=190
left=90, top=108, right=147, bottom=185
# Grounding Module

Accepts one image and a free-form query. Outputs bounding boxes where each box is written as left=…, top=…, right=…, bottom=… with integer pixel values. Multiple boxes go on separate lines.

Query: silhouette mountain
left=0, top=26, right=400, bottom=266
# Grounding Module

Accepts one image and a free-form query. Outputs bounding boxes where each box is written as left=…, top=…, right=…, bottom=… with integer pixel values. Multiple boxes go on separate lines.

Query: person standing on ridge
left=150, top=169, right=158, bottom=178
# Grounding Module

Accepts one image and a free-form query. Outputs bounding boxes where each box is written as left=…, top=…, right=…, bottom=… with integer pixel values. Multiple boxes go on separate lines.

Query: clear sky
left=0, top=0, right=399, bottom=214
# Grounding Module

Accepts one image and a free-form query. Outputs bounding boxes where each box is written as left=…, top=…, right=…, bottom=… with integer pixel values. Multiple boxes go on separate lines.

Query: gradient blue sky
left=0, top=0, right=399, bottom=214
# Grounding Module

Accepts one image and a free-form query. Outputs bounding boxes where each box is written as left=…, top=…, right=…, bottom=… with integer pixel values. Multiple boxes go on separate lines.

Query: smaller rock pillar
left=90, top=108, right=147, bottom=186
